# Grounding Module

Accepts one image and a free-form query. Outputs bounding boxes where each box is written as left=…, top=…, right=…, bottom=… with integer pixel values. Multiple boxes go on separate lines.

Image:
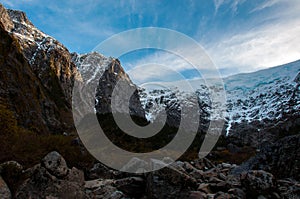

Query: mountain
left=0, top=4, right=80, bottom=134
left=0, top=4, right=144, bottom=134
left=71, top=52, right=145, bottom=121
left=0, top=4, right=300, bottom=199
left=139, top=60, right=300, bottom=147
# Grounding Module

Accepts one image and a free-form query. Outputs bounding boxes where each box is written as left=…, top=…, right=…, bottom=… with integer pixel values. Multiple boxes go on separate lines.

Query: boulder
left=241, top=170, right=275, bottom=197
left=115, top=177, right=145, bottom=198
left=41, top=151, right=68, bottom=178
left=0, top=176, right=11, bottom=199
left=16, top=152, right=86, bottom=199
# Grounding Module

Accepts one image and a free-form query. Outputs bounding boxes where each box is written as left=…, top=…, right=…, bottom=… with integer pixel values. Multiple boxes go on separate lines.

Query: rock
left=87, top=163, right=116, bottom=180
left=41, top=151, right=68, bottom=177
left=0, top=161, right=23, bottom=195
left=189, top=191, right=207, bottom=199
left=228, top=188, right=246, bottom=199
left=236, top=134, right=300, bottom=181
left=146, top=164, right=197, bottom=199
left=214, top=191, right=231, bottom=199
left=194, top=158, right=216, bottom=171
left=0, top=176, right=11, bottom=199
left=65, top=167, right=85, bottom=185
left=0, top=161, right=23, bottom=174
left=115, top=177, right=145, bottom=198
left=0, top=4, right=79, bottom=134
left=16, top=152, right=86, bottom=198
left=72, top=52, right=145, bottom=119
left=198, top=183, right=211, bottom=194
left=84, top=179, right=125, bottom=199
left=156, top=165, right=197, bottom=187
left=241, top=170, right=275, bottom=197
left=277, top=178, right=300, bottom=198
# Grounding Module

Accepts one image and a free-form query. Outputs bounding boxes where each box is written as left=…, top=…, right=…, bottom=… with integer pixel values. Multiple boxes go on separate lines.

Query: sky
left=1, top=0, right=300, bottom=84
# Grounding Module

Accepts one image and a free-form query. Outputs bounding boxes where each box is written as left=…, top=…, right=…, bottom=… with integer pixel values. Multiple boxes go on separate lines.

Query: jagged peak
left=7, top=9, right=33, bottom=26
left=0, top=4, right=14, bottom=31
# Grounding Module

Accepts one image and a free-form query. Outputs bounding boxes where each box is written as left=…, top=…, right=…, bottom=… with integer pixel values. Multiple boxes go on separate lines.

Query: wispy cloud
left=207, top=20, right=300, bottom=73
left=207, top=0, right=300, bottom=75
left=213, top=0, right=225, bottom=13
left=213, top=0, right=246, bottom=14
left=250, top=0, right=280, bottom=13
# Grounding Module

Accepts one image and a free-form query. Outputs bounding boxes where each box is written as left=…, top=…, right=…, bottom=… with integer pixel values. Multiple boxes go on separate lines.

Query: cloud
left=230, top=0, right=246, bottom=14
left=213, top=0, right=225, bottom=13
left=207, top=5, right=300, bottom=75
left=122, top=44, right=220, bottom=84
left=213, top=0, right=246, bottom=14
left=250, top=0, right=281, bottom=13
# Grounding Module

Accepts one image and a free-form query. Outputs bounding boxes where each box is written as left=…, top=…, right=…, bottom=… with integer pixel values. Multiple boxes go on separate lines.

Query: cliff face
left=72, top=52, right=145, bottom=120
left=0, top=4, right=79, bottom=134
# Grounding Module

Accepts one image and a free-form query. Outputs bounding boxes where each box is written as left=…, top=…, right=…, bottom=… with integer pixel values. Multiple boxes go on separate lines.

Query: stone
left=0, top=176, right=11, bottom=199
left=241, top=170, right=275, bottom=197
left=228, top=188, right=246, bottom=199
left=198, top=183, right=211, bottom=194
left=16, top=152, right=86, bottom=198
left=115, top=177, right=145, bottom=198
left=41, top=151, right=68, bottom=177
left=189, top=191, right=207, bottom=199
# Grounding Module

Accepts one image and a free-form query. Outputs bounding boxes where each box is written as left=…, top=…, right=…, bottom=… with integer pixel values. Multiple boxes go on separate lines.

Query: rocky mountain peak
left=7, top=9, right=33, bottom=27
left=72, top=52, right=145, bottom=119
left=0, top=4, right=13, bottom=31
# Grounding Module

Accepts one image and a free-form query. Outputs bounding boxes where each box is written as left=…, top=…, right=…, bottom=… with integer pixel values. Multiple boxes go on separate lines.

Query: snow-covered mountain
left=71, top=52, right=145, bottom=121
left=139, top=60, right=300, bottom=145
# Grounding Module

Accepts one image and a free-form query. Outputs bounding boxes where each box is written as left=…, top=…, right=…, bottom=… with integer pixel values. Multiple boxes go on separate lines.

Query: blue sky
left=1, top=0, right=300, bottom=83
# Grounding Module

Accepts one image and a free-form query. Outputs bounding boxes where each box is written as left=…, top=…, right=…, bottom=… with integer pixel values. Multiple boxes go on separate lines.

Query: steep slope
left=72, top=52, right=145, bottom=121
left=0, top=4, right=80, bottom=134
left=140, top=60, right=300, bottom=146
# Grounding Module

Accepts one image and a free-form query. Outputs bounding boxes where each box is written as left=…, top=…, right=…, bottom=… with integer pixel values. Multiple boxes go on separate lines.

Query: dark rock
left=0, top=176, right=11, bottom=199
left=87, top=163, right=116, bottom=180
left=115, top=177, right=145, bottom=197
left=234, top=134, right=300, bottom=180
left=240, top=170, right=275, bottom=197
left=146, top=164, right=197, bottom=199
left=228, top=188, right=246, bottom=199
left=72, top=52, right=145, bottom=120
left=84, top=179, right=124, bottom=199
left=189, top=191, right=207, bottom=199
left=15, top=152, right=86, bottom=198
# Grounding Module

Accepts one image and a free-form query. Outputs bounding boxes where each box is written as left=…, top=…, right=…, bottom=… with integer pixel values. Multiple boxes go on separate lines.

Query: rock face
left=0, top=176, right=11, bottom=199
left=0, top=4, right=80, bottom=134
left=234, top=134, right=300, bottom=181
left=72, top=52, right=145, bottom=120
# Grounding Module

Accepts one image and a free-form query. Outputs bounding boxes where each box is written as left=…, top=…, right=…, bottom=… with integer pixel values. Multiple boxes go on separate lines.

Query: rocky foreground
left=0, top=148, right=299, bottom=199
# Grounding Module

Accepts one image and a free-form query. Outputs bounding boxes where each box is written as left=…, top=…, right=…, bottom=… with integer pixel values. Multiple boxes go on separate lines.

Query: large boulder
left=0, top=176, right=11, bottom=199
left=41, top=151, right=68, bottom=178
left=15, top=152, right=85, bottom=199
